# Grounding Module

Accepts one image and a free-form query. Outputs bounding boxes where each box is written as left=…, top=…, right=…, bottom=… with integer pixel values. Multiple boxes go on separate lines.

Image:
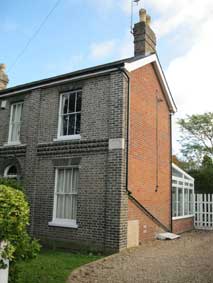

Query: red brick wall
left=172, top=218, right=194, bottom=234
left=128, top=63, right=171, bottom=241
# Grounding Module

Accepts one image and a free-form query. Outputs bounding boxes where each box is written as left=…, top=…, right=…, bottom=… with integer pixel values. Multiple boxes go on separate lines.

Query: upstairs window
left=8, top=102, right=23, bottom=144
left=58, top=90, right=81, bottom=139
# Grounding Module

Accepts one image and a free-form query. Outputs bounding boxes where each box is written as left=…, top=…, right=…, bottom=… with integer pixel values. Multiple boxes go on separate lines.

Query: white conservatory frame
left=172, top=163, right=195, bottom=220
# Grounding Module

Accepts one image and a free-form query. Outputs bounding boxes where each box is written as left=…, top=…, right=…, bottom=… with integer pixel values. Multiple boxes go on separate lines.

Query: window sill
left=53, top=135, right=81, bottom=142
left=48, top=220, right=78, bottom=229
left=172, top=215, right=194, bottom=220
left=3, top=142, right=23, bottom=147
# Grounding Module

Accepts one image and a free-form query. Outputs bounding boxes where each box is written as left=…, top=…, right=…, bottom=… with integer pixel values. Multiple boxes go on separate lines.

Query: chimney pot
left=139, top=9, right=147, bottom=22
left=146, top=15, right=151, bottom=26
left=0, top=63, right=9, bottom=90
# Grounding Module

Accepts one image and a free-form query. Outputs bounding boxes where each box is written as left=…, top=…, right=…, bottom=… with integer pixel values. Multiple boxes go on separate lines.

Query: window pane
left=11, top=124, right=16, bottom=141
left=68, top=93, right=76, bottom=113
left=76, top=92, right=82, bottom=112
left=15, top=104, right=22, bottom=122
left=68, top=114, right=75, bottom=135
left=64, top=195, right=72, bottom=219
left=7, top=165, right=17, bottom=175
left=76, top=113, right=81, bottom=135
left=64, top=169, right=72, bottom=193
left=62, top=95, right=68, bottom=114
left=57, top=169, right=64, bottom=193
left=56, top=195, right=64, bottom=218
left=61, top=115, right=69, bottom=136
left=172, top=187, right=177, bottom=217
left=11, top=104, right=16, bottom=122
left=72, top=168, right=79, bottom=194
left=178, top=188, right=183, bottom=216
left=184, top=189, right=189, bottom=215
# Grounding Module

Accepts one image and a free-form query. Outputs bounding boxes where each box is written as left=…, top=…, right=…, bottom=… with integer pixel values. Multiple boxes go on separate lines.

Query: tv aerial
left=130, top=0, right=141, bottom=34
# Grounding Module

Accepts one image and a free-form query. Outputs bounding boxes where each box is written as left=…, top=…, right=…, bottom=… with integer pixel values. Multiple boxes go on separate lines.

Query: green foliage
left=189, top=167, right=213, bottom=194
left=16, top=250, right=102, bottom=283
left=178, top=112, right=213, bottom=165
left=0, top=185, right=40, bottom=282
left=202, top=155, right=213, bottom=168
left=0, top=178, right=24, bottom=192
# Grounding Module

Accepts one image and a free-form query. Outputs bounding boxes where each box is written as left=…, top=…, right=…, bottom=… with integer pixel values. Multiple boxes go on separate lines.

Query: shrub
left=0, top=178, right=24, bottom=192
left=0, top=185, right=40, bottom=283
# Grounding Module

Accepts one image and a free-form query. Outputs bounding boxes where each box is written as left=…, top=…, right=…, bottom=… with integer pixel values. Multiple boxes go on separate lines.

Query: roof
left=172, top=163, right=194, bottom=181
left=0, top=53, right=177, bottom=112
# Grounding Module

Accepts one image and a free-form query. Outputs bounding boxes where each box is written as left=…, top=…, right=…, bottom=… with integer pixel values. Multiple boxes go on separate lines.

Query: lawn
left=16, top=250, right=102, bottom=283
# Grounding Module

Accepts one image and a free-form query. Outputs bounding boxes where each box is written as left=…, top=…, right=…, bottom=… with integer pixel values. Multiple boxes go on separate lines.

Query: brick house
left=0, top=9, right=193, bottom=253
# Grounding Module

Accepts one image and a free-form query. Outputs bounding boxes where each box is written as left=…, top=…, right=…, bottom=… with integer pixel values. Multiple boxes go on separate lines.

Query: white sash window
left=57, top=90, right=81, bottom=140
left=49, top=167, right=79, bottom=228
left=8, top=102, right=23, bottom=144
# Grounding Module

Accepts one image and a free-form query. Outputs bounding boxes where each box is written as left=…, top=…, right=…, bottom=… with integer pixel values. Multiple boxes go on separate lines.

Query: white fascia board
left=124, top=54, right=157, bottom=72
left=124, top=54, right=177, bottom=113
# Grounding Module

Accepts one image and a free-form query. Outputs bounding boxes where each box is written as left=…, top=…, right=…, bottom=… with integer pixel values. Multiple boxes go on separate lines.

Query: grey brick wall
left=0, top=71, right=128, bottom=252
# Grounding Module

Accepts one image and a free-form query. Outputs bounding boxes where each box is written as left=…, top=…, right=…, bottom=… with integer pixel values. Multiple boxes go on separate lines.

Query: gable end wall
left=128, top=63, right=172, bottom=241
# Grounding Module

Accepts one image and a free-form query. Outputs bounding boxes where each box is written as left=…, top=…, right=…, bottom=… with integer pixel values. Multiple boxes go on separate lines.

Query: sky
left=1, top=0, right=213, bottom=155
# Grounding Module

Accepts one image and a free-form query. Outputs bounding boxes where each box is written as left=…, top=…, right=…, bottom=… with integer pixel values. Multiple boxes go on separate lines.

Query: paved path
left=68, top=231, right=213, bottom=283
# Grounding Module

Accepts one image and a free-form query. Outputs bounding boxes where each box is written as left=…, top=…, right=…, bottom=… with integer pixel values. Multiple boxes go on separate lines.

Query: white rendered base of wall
left=127, top=220, right=139, bottom=248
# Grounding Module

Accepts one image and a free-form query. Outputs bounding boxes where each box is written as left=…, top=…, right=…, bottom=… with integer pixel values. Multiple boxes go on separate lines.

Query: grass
left=16, top=250, right=102, bottom=283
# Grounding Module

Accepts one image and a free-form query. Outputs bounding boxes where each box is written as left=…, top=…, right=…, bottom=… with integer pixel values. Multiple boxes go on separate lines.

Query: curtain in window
left=56, top=168, right=78, bottom=220
left=10, top=103, right=23, bottom=142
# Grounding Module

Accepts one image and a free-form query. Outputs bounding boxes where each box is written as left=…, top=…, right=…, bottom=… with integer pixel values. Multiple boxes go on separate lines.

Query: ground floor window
left=52, top=167, right=79, bottom=227
left=4, top=165, right=18, bottom=179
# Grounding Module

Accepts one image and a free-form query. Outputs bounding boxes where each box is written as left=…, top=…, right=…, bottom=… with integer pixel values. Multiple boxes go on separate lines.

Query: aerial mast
left=130, top=0, right=141, bottom=34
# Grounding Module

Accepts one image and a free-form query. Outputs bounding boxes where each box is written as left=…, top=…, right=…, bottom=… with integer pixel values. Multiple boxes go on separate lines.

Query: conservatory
left=172, top=163, right=195, bottom=233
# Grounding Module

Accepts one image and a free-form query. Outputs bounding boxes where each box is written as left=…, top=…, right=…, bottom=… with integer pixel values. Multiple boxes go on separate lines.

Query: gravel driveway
left=68, top=230, right=213, bottom=283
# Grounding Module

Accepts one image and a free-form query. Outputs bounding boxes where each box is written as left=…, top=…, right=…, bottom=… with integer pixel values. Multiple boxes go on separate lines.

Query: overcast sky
left=1, top=0, right=213, bottom=155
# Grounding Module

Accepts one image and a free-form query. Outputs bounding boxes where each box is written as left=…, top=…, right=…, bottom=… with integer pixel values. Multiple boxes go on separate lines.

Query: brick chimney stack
left=133, top=9, right=156, bottom=57
left=0, top=64, right=9, bottom=90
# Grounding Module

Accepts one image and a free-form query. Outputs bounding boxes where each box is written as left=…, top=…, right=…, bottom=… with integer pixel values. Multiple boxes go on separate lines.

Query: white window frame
left=48, top=166, right=79, bottom=228
left=8, top=102, right=23, bottom=145
left=172, top=163, right=195, bottom=220
left=4, top=165, right=18, bottom=179
left=55, top=90, right=81, bottom=141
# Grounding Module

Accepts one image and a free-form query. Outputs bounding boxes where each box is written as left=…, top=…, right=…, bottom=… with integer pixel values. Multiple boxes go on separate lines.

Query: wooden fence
left=194, top=194, right=213, bottom=230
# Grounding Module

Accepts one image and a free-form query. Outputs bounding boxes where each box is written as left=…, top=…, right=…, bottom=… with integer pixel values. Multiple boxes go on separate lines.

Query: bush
left=0, top=178, right=24, bottom=192
left=0, top=185, right=40, bottom=283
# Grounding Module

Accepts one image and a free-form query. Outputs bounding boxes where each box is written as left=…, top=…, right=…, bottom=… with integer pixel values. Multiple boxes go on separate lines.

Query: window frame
left=56, top=90, right=82, bottom=141
left=48, top=166, right=79, bottom=228
left=172, top=176, right=194, bottom=220
left=4, top=165, right=18, bottom=179
left=8, top=101, right=23, bottom=145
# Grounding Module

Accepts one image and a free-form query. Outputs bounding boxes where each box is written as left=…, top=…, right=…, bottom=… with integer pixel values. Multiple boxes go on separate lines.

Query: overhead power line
left=9, top=0, right=62, bottom=71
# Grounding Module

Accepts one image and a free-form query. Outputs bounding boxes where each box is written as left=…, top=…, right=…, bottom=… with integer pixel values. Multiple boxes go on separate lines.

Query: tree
left=178, top=112, right=213, bottom=165
left=202, top=154, right=213, bottom=168
left=0, top=185, right=40, bottom=283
